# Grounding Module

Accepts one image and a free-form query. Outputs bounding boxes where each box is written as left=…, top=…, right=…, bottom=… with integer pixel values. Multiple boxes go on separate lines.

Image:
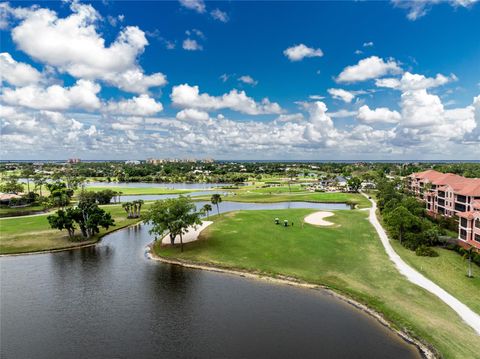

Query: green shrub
left=415, top=245, right=439, bottom=257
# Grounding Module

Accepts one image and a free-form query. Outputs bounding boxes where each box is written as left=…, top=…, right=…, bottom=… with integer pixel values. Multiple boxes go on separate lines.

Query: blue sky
left=0, top=0, right=479, bottom=160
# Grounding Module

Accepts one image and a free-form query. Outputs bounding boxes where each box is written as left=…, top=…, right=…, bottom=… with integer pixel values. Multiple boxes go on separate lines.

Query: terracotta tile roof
left=456, top=179, right=480, bottom=196
left=412, top=170, right=480, bottom=196
left=457, top=210, right=480, bottom=220
left=0, top=193, right=22, bottom=201
left=411, top=169, right=443, bottom=180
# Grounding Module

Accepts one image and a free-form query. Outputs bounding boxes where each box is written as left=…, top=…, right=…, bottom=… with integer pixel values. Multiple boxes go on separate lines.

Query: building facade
left=408, top=170, right=480, bottom=250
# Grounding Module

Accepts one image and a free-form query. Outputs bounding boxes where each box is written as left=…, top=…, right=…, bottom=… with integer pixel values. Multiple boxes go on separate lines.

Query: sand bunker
left=162, top=221, right=213, bottom=245
left=303, top=211, right=335, bottom=226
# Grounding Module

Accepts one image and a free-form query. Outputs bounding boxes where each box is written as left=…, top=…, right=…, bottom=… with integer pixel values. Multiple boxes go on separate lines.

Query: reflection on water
left=1, top=203, right=421, bottom=359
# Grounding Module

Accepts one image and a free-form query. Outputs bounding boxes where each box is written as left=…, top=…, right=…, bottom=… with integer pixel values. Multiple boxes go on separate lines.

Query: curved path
left=363, top=193, right=480, bottom=335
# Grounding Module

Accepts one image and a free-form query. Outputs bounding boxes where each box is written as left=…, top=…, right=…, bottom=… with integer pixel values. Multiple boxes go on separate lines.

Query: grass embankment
left=391, top=241, right=480, bottom=315
left=155, top=209, right=480, bottom=359
left=84, top=186, right=192, bottom=196
left=0, top=203, right=149, bottom=254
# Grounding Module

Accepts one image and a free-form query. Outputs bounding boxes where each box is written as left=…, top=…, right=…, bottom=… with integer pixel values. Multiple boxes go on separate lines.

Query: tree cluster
left=122, top=200, right=144, bottom=218
left=47, top=198, right=115, bottom=240
left=144, top=196, right=202, bottom=252
left=376, top=178, right=443, bottom=254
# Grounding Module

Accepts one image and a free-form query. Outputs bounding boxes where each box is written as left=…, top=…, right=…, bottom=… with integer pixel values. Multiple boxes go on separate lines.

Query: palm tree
left=463, top=247, right=474, bottom=278
left=133, top=199, right=144, bottom=218
left=21, top=169, right=34, bottom=193
left=211, top=194, right=222, bottom=215
left=33, top=175, right=46, bottom=197
left=202, top=204, right=212, bottom=217
left=122, top=202, right=132, bottom=218
left=286, top=169, right=297, bottom=193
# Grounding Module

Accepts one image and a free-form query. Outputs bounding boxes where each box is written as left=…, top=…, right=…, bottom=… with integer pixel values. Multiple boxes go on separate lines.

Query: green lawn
left=0, top=203, right=150, bottom=254
left=84, top=186, right=192, bottom=195
left=155, top=209, right=480, bottom=359
left=223, top=190, right=371, bottom=208
left=0, top=204, right=48, bottom=217
left=392, top=241, right=480, bottom=315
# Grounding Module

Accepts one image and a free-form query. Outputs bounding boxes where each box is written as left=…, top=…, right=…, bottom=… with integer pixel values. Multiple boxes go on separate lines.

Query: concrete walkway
left=363, top=193, right=480, bottom=335
left=161, top=221, right=213, bottom=245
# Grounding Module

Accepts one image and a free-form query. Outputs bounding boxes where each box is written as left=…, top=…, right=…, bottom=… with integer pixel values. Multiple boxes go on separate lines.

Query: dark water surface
left=1, top=203, right=421, bottom=359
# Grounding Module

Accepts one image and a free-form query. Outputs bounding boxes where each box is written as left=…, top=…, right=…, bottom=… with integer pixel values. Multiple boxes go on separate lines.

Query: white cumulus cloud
left=211, top=8, right=229, bottom=22
left=104, top=95, right=163, bottom=116
left=170, top=84, right=283, bottom=115
left=238, top=75, right=258, bottom=86
left=6, top=2, right=166, bottom=93
left=327, top=88, right=356, bottom=103
left=1, top=80, right=101, bottom=111
left=357, top=105, right=401, bottom=124
left=336, top=56, right=402, bottom=83
left=179, top=0, right=206, bottom=13
left=392, top=0, right=479, bottom=21
left=176, top=108, right=210, bottom=120
left=283, top=44, right=323, bottom=62
left=0, top=52, right=43, bottom=86
left=183, top=38, right=203, bottom=51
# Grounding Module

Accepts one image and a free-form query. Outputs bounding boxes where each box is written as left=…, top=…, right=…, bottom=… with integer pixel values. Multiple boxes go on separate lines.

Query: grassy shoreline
left=0, top=203, right=148, bottom=254
left=153, top=209, right=480, bottom=359
left=149, top=252, right=436, bottom=359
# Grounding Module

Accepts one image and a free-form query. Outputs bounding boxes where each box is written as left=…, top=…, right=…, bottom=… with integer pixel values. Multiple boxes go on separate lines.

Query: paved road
left=363, top=193, right=480, bottom=335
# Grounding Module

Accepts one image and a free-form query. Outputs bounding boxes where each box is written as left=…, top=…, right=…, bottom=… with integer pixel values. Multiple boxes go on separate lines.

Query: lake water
left=85, top=182, right=236, bottom=190
left=0, top=202, right=421, bottom=359
left=117, top=191, right=226, bottom=202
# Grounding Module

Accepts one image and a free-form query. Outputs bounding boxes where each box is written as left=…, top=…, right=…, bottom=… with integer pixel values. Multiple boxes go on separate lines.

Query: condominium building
left=408, top=170, right=480, bottom=250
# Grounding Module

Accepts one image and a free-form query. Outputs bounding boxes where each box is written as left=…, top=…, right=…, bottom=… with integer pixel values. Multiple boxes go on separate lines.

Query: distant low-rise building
left=146, top=158, right=166, bottom=165
left=408, top=170, right=480, bottom=250
left=67, top=158, right=81, bottom=164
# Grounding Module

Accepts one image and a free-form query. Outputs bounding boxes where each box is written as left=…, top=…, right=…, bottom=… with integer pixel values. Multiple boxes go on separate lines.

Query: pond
left=85, top=182, right=238, bottom=190
left=0, top=202, right=421, bottom=359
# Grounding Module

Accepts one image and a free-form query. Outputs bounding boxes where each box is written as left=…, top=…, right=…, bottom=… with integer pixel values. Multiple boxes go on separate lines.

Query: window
left=438, top=191, right=445, bottom=198
left=438, top=198, right=445, bottom=206
left=456, top=195, right=467, bottom=203
left=455, top=203, right=466, bottom=212
left=476, top=219, right=480, bottom=229
left=460, top=229, right=467, bottom=240
left=460, top=218, right=468, bottom=228
left=475, top=234, right=480, bottom=243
